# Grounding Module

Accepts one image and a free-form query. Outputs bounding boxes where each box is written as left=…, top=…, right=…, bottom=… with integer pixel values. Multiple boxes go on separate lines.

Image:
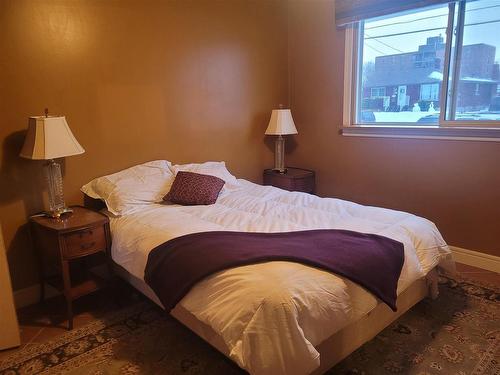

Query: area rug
left=0, top=276, right=498, bottom=375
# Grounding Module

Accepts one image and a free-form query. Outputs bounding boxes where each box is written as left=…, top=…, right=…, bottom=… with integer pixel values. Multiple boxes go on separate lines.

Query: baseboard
left=451, top=246, right=500, bottom=273
left=13, top=283, right=60, bottom=309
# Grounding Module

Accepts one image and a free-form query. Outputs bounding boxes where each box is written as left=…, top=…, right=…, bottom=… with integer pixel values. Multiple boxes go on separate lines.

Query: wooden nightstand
left=263, top=167, right=315, bottom=194
left=30, top=206, right=112, bottom=330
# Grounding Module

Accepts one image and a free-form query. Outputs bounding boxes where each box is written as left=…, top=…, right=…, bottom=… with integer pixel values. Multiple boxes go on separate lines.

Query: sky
left=362, top=0, right=500, bottom=64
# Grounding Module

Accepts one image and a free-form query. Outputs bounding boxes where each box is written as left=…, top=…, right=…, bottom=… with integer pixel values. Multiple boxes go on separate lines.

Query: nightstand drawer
left=289, top=177, right=315, bottom=193
left=62, top=226, right=106, bottom=259
left=263, top=167, right=315, bottom=194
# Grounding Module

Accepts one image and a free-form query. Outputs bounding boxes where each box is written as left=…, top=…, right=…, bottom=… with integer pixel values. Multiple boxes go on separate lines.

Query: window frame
left=342, top=1, right=500, bottom=141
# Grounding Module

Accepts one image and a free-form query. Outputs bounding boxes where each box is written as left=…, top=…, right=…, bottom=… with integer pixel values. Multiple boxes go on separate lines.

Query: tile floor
left=0, top=281, right=140, bottom=365
left=0, top=263, right=498, bottom=367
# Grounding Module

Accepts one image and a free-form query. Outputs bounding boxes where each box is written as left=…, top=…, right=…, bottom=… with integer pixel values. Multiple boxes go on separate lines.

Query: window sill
left=341, top=126, right=500, bottom=142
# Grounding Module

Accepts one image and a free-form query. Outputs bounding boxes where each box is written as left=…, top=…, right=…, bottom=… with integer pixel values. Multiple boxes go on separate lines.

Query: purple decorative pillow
left=164, top=171, right=225, bottom=205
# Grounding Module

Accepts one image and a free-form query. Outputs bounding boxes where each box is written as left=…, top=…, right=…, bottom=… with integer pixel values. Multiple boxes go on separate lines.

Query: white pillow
left=81, top=160, right=174, bottom=216
left=171, top=161, right=241, bottom=191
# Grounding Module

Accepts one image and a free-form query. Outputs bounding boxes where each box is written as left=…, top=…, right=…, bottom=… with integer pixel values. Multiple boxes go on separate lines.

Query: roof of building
left=365, top=68, right=442, bottom=88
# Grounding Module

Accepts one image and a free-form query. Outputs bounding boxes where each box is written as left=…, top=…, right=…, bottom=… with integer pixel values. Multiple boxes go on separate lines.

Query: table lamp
left=20, top=110, right=85, bottom=218
left=265, top=108, right=298, bottom=173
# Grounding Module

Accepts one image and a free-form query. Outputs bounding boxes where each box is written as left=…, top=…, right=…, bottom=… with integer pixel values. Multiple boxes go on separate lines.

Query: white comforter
left=109, top=179, right=453, bottom=375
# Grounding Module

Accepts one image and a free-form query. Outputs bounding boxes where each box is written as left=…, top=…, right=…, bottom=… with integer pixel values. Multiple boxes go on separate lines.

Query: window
left=474, top=84, right=480, bottom=96
left=345, top=0, right=500, bottom=135
left=370, top=87, right=386, bottom=98
left=420, top=83, right=440, bottom=101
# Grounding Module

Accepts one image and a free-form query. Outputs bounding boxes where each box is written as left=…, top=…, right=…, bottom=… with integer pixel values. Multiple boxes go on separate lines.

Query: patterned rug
left=0, top=276, right=498, bottom=375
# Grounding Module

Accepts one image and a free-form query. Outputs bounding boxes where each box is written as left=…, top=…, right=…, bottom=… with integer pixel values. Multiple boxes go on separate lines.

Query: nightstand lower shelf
left=45, top=270, right=107, bottom=301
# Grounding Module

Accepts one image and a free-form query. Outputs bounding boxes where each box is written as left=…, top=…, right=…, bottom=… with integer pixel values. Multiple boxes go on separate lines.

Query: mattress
left=108, top=179, right=454, bottom=375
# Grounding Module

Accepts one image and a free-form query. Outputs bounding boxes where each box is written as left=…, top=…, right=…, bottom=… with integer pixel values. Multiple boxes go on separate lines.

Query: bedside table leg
left=66, top=300, right=73, bottom=330
left=61, top=259, right=74, bottom=330
left=32, top=226, right=46, bottom=304
left=39, top=279, right=45, bottom=304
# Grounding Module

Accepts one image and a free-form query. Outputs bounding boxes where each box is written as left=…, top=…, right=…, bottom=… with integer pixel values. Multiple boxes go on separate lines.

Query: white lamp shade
left=20, top=116, right=85, bottom=160
left=265, top=109, right=298, bottom=135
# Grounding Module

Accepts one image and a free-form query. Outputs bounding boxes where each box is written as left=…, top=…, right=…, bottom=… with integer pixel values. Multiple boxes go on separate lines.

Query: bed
left=82, top=162, right=454, bottom=375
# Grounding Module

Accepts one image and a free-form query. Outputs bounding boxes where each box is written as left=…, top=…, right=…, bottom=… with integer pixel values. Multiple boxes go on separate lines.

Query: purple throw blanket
left=144, top=230, right=405, bottom=312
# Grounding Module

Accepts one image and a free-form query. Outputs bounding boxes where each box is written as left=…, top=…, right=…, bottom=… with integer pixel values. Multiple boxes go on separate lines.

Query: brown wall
left=287, top=0, right=500, bottom=256
left=0, top=0, right=288, bottom=291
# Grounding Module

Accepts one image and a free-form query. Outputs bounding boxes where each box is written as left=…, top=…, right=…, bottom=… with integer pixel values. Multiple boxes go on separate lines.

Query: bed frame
left=84, top=195, right=434, bottom=374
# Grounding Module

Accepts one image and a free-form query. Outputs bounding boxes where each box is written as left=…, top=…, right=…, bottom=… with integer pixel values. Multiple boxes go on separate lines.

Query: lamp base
left=272, top=167, right=288, bottom=174
left=273, top=135, right=286, bottom=173
left=44, top=207, right=73, bottom=219
left=44, top=159, right=67, bottom=215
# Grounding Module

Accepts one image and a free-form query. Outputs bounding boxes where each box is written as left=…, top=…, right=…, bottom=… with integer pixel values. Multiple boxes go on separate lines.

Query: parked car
left=455, top=115, right=478, bottom=121
left=416, top=114, right=439, bottom=124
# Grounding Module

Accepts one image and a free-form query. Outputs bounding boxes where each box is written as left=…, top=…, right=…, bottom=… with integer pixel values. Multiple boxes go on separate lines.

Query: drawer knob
left=79, top=230, right=93, bottom=238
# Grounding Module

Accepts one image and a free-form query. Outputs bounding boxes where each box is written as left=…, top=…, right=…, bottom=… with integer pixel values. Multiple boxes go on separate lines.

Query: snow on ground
left=373, top=112, right=435, bottom=123
left=372, top=111, right=500, bottom=123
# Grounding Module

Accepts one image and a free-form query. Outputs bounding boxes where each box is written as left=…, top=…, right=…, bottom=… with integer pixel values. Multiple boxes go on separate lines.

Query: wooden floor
left=0, top=263, right=498, bottom=366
